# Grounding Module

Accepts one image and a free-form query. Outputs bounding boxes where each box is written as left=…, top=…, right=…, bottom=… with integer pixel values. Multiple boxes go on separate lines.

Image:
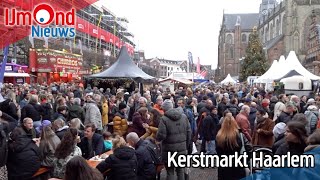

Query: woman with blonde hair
left=216, top=115, right=252, bottom=180
left=69, top=118, right=84, bottom=138
left=96, top=135, right=138, bottom=180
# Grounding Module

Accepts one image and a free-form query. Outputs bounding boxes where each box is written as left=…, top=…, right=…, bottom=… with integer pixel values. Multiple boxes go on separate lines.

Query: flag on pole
left=188, top=52, right=193, bottom=72
left=200, top=70, right=207, bottom=78
left=196, top=57, right=201, bottom=74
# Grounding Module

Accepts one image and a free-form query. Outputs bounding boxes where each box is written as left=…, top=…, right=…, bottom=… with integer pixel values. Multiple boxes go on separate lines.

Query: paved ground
left=159, top=142, right=218, bottom=180
left=159, top=167, right=217, bottom=180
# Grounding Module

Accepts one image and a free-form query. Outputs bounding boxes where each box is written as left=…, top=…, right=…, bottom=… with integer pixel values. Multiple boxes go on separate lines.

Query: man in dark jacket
left=68, top=98, right=85, bottom=122
left=156, top=99, right=191, bottom=180
left=276, top=102, right=295, bottom=124
left=217, top=96, right=228, bottom=119
left=197, top=96, right=208, bottom=114
left=78, top=123, right=104, bottom=159
left=21, top=95, right=44, bottom=128
left=202, top=105, right=219, bottom=154
left=127, top=132, right=156, bottom=180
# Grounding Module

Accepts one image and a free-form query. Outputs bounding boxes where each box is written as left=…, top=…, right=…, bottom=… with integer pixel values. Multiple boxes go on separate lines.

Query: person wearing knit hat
left=36, top=120, right=52, bottom=134
left=118, top=102, right=127, bottom=111
left=161, top=99, right=173, bottom=112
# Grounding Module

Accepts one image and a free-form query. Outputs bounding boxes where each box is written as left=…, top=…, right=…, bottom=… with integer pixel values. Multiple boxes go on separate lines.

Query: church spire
left=235, top=15, right=241, bottom=26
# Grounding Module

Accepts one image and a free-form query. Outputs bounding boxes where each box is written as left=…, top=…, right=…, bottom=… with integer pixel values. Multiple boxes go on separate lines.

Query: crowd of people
left=0, top=82, right=319, bottom=180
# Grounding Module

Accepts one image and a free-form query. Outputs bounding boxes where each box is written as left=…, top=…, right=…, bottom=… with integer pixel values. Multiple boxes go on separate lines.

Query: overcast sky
left=95, top=0, right=263, bottom=69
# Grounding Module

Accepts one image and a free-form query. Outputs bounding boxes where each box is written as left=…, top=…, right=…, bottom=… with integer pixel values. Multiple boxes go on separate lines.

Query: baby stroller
left=247, top=145, right=273, bottom=180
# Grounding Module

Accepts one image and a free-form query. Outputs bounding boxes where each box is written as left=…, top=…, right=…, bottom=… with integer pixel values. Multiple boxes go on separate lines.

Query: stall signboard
left=36, top=49, right=83, bottom=72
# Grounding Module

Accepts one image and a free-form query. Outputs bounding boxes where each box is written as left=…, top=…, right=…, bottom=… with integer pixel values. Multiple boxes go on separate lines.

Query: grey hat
left=273, top=122, right=286, bottom=139
left=161, top=99, right=173, bottom=112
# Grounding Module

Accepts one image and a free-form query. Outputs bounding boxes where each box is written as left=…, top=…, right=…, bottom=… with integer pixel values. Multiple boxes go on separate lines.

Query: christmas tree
left=240, top=28, right=269, bottom=82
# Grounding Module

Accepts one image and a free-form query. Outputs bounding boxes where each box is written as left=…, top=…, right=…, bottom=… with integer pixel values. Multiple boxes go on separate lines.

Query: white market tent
left=220, top=74, right=236, bottom=85
left=254, top=60, right=278, bottom=83
left=274, top=51, right=320, bottom=80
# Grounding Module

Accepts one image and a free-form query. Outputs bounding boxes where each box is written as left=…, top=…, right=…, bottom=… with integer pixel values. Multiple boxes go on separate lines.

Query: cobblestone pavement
left=159, top=167, right=217, bottom=180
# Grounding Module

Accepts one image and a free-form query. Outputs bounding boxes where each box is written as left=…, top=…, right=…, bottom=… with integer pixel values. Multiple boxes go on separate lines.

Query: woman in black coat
left=96, top=135, right=138, bottom=180
left=7, top=127, right=41, bottom=180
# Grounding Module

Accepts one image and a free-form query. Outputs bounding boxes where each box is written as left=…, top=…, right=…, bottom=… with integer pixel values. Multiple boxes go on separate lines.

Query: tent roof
left=255, top=60, right=278, bottom=83
left=277, top=51, right=320, bottom=80
left=220, top=74, right=236, bottom=84
left=275, top=69, right=302, bottom=81
left=89, top=46, right=155, bottom=80
left=158, top=78, right=193, bottom=85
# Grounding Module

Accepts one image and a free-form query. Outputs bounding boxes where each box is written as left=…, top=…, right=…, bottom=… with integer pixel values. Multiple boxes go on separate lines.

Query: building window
left=171, top=67, right=173, bottom=70
left=226, top=34, right=233, bottom=44
left=276, top=19, right=280, bottom=36
left=229, top=47, right=234, bottom=59
left=242, top=34, right=247, bottom=42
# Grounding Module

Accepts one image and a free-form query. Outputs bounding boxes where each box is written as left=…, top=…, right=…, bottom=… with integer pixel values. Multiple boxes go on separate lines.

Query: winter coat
left=41, top=102, right=53, bottom=121
left=156, top=108, right=191, bottom=162
left=39, top=134, right=61, bottom=167
left=304, top=110, right=319, bottom=135
left=84, top=101, right=102, bottom=130
left=252, top=118, right=275, bottom=147
left=112, top=112, right=128, bottom=136
left=135, top=139, right=156, bottom=179
left=7, top=135, right=41, bottom=180
left=217, top=102, right=227, bottom=119
left=236, top=112, right=252, bottom=142
left=216, top=131, right=252, bottom=180
left=78, top=133, right=105, bottom=159
left=52, top=112, right=67, bottom=122
left=0, top=99, right=18, bottom=121
left=68, top=104, right=85, bottom=122
left=202, top=113, right=219, bottom=141
left=102, top=101, right=109, bottom=126
left=96, top=146, right=138, bottom=180
left=272, top=133, right=285, bottom=154
left=21, top=102, right=44, bottom=123
left=275, top=141, right=307, bottom=155
left=226, top=103, right=239, bottom=118
left=292, top=145, right=320, bottom=180
left=55, top=126, right=69, bottom=140
left=130, top=112, right=148, bottom=137
left=248, top=107, right=257, bottom=133
left=276, top=111, right=292, bottom=124
left=52, top=146, right=82, bottom=179
left=1, top=112, right=18, bottom=135
left=153, top=104, right=164, bottom=115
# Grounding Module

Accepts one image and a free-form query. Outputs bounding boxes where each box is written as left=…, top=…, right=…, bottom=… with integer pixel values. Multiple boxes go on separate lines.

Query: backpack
left=0, top=123, right=8, bottom=167
left=145, top=140, right=161, bottom=165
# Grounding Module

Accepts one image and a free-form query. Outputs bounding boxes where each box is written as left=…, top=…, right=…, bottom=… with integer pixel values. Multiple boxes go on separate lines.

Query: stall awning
left=4, top=73, right=30, bottom=77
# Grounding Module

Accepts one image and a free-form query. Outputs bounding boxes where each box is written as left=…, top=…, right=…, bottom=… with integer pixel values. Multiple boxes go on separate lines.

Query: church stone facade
left=217, top=0, right=320, bottom=78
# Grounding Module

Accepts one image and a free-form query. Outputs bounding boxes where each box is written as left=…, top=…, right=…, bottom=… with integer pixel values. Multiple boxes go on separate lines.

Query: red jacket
left=236, top=112, right=252, bottom=142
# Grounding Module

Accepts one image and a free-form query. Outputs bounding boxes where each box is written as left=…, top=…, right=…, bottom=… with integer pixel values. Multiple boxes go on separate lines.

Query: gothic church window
left=226, top=34, right=233, bottom=44
left=229, top=47, right=234, bottom=59
left=242, top=34, right=247, bottom=42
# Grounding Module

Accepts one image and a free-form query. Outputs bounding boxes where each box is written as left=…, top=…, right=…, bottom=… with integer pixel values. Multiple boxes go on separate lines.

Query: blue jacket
left=292, top=145, right=320, bottom=180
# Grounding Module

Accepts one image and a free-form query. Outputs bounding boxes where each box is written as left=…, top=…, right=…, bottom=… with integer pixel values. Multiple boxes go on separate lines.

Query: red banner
left=75, top=16, right=134, bottom=55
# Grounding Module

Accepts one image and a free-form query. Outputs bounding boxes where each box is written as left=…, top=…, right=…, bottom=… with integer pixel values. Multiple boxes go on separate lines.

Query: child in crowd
left=103, top=131, right=113, bottom=151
